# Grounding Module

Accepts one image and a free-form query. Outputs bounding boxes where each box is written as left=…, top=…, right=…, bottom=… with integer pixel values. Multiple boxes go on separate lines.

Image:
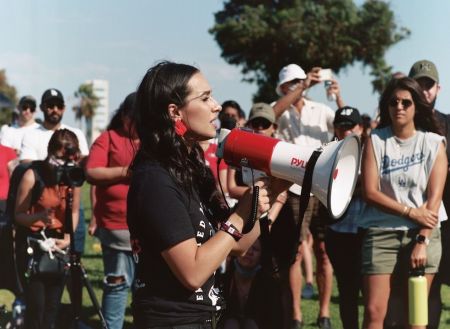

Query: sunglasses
left=249, top=118, right=272, bottom=130
left=389, top=98, right=413, bottom=109
left=336, top=124, right=356, bottom=131
left=46, top=102, right=64, bottom=110
left=21, top=104, right=36, bottom=112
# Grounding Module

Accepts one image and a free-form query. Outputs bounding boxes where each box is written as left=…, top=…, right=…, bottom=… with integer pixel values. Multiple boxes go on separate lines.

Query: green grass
left=2, top=184, right=450, bottom=328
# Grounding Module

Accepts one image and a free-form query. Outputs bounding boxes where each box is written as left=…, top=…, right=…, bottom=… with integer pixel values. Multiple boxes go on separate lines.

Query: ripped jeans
left=101, top=245, right=135, bottom=329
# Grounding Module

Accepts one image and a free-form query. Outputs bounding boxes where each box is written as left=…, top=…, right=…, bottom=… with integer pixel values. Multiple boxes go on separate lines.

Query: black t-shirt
left=127, top=161, right=223, bottom=327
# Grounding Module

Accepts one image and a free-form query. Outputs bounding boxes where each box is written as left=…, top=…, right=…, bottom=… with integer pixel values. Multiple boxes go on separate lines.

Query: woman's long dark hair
left=108, top=92, right=136, bottom=131
left=131, top=61, right=218, bottom=204
left=378, top=77, right=442, bottom=135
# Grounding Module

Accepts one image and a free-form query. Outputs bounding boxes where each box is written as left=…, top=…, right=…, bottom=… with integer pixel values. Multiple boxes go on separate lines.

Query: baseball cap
left=408, top=60, right=439, bottom=83
left=248, top=103, right=276, bottom=124
left=333, top=106, right=362, bottom=127
left=18, top=95, right=36, bottom=109
left=41, top=88, right=65, bottom=105
left=276, top=64, right=307, bottom=96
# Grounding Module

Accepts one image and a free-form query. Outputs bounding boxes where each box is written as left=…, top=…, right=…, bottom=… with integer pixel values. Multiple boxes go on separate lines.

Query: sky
left=1, top=0, right=450, bottom=129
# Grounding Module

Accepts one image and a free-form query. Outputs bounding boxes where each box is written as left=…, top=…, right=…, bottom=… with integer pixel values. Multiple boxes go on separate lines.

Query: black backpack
left=0, top=161, right=45, bottom=294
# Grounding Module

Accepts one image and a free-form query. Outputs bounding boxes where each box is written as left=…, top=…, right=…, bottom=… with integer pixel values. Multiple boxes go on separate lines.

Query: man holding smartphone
left=270, top=64, right=344, bottom=329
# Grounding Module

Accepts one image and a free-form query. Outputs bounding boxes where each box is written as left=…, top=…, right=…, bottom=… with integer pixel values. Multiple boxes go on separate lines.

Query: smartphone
left=319, top=68, right=333, bottom=82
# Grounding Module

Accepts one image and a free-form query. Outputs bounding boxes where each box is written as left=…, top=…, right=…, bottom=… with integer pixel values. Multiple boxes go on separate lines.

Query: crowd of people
left=0, top=58, right=449, bottom=329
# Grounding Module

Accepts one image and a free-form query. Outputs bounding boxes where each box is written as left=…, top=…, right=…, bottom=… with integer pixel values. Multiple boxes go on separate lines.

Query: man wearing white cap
left=271, top=64, right=341, bottom=329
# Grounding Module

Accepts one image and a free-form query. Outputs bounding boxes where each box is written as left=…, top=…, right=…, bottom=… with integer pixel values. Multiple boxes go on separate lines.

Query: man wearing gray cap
left=0, top=95, right=40, bottom=155
left=409, top=59, right=450, bottom=329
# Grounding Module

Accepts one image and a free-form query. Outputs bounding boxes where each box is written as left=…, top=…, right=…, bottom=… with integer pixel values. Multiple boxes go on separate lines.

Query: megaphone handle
left=242, top=186, right=259, bottom=234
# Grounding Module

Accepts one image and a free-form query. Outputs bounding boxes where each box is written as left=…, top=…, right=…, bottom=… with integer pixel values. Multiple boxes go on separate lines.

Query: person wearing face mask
left=222, top=239, right=283, bottom=329
left=227, top=103, right=279, bottom=201
left=14, top=129, right=81, bottom=329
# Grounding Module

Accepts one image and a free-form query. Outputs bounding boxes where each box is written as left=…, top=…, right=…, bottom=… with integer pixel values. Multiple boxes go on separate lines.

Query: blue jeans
left=73, top=202, right=86, bottom=254
left=101, top=245, right=135, bottom=329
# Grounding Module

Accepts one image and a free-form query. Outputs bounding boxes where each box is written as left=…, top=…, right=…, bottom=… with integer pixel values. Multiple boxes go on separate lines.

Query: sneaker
left=292, top=320, right=304, bottom=329
left=317, top=317, right=332, bottom=329
left=301, top=282, right=315, bottom=299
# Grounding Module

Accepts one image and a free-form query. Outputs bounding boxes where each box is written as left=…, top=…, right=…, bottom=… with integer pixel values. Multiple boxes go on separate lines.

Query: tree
left=210, top=0, right=410, bottom=102
left=0, top=69, right=18, bottom=126
left=73, top=82, right=100, bottom=145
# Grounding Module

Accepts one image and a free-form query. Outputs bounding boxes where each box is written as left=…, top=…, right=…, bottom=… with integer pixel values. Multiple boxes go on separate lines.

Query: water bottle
left=408, top=267, right=427, bottom=326
left=12, top=298, right=26, bottom=327
left=324, top=80, right=336, bottom=102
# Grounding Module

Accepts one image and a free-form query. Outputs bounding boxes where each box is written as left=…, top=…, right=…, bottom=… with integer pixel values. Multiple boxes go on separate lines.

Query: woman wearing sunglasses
left=360, top=77, right=447, bottom=329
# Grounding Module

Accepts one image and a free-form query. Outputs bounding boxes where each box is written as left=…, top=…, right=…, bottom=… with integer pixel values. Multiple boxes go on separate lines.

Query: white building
left=86, top=79, right=109, bottom=143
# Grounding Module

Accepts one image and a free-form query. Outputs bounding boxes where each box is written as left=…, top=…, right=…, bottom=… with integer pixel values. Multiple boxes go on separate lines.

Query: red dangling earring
left=174, top=120, right=187, bottom=137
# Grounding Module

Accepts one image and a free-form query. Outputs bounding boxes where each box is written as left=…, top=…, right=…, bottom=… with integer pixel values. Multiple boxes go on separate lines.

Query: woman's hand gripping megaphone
left=234, top=179, right=270, bottom=232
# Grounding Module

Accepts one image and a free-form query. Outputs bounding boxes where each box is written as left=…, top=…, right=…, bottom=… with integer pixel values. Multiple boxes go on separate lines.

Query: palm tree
left=0, top=69, right=18, bottom=126
left=73, top=83, right=100, bottom=145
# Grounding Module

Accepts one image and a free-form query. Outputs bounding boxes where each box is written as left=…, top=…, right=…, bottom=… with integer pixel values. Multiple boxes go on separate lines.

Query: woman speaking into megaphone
left=126, top=61, right=290, bottom=329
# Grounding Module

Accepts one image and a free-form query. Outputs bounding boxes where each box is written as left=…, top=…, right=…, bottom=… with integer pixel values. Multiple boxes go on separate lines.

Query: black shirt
left=127, top=161, right=223, bottom=327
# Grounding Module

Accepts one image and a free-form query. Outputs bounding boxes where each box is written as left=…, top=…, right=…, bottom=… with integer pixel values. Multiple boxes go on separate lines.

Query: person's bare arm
left=272, top=67, right=322, bottom=119
left=161, top=181, right=270, bottom=290
left=411, top=141, right=447, bottom=268
left=361, top=137, right=438, bottom=228
left=15, top=169, right=52, bottom=227
left=85, top=166, right=129, bottom=186
left=88, top=185, right=97, bottom=236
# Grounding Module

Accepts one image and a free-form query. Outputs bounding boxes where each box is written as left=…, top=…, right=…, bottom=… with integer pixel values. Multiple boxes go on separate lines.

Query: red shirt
left=29, top=185, right=67, bottom=232
left=0, top=145, right=17, bottom=199
left=86, top=129, right=139, bottom=230
left=203, top=142, right=227, bottom=184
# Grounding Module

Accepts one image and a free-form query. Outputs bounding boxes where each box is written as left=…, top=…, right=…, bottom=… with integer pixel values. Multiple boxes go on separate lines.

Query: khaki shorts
left=285, top=193, right=320, bottom=241
left=361, top=227, right=441, bottom=275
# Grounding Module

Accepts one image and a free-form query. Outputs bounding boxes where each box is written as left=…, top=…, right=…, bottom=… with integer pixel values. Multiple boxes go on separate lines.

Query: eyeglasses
left=20, top=105, right=36, bottom=113
left=336, top=124, right=356, bottom=131
left=46, top=102, right=64, bottom=110
left=185, top=92, right=219, bottom=106
left=389, top=98, right=413, bottom=109
left=249, top=118, right=272, bottom=130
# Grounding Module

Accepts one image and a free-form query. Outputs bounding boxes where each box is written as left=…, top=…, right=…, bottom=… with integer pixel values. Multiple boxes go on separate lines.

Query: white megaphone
left=216, top=128, right=361, bottom=219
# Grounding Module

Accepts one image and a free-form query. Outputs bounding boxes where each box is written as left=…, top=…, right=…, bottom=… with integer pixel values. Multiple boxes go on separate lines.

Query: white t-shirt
left=276, top=98, right=335, bottom=147
left=360, top=127, right=447, bottom=229
left=0, top=122, right=40, bottom=153
left=20, top=124, right=89, bottom=161
left=276, top=99, right=335, bottom=194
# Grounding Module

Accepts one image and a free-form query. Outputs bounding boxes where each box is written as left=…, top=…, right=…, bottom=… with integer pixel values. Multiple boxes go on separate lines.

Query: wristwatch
left=415, top=234, right=430, bottom=246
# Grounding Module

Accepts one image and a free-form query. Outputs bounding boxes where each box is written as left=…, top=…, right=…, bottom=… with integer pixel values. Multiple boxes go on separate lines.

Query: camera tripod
left=65, top=186, right=109, bottom=329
